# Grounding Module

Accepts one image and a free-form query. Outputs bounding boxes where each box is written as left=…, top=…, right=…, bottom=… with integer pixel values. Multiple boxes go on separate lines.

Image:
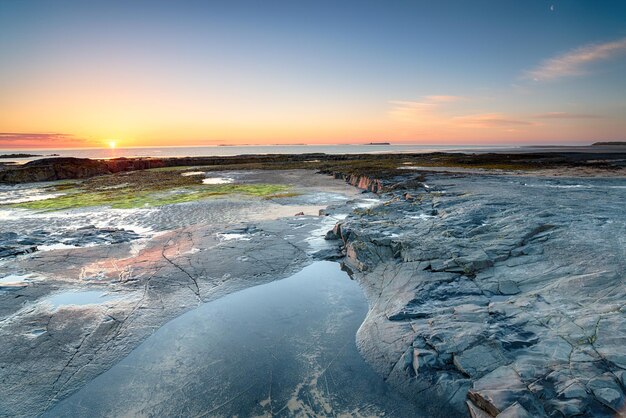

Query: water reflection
left=44, top=290, right=120, bottom=310
left=46, top=261, right=421, bottom=417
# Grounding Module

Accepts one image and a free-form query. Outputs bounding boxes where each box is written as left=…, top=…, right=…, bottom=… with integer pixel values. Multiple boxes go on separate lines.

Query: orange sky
left=1, top=2, right=625, bottom=149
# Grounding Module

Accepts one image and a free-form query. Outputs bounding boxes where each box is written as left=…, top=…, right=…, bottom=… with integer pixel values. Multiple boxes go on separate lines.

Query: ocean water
left=0, top=144, right=509, bottom=163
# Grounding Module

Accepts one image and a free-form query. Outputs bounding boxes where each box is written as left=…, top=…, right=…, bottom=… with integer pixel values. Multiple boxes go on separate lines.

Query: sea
left=0, top=143, right=610, bottom=164
left=0, top=144, right=514, bottom=163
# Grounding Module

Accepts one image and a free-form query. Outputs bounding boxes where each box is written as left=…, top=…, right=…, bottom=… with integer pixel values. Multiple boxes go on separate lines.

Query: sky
left=1, top=0, right=625, bottom=149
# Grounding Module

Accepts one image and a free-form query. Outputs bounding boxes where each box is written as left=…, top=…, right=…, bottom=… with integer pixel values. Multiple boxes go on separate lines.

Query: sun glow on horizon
left=1, top=2, right=625, bottom=149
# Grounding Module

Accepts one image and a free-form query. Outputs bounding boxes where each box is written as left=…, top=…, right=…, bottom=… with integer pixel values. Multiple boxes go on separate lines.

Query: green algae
left=6, top=168, right=293, bottom=211
left=11, top=183, right=291, bottom=211
left=262, top=191, right=302, bottom=200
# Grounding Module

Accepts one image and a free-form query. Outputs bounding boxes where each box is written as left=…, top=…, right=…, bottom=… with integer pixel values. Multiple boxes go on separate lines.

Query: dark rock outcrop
left=0, top=158, right=112, bottom=183
left=0, top=225, right=140, bottom=260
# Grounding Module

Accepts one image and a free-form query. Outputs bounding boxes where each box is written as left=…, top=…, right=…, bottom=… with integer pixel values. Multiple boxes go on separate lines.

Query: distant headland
left=592, top=141, right=626, bottom=146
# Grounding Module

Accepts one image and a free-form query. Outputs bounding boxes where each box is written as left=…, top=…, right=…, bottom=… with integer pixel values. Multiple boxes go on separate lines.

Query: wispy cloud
left=424, top=95, right=465, bottom=103
left=526, top=37, right=626, bottom=81
left=388, top=95, right=464, bottom=122
left=0, top=132, right=84, bottom=146
left=453, top=113, right=533, bottom=128
left=388, top=100, right=439, bottom=122
left=388, top=97, right=534, bottom=132
left=533, top=112, right=602, bottom=120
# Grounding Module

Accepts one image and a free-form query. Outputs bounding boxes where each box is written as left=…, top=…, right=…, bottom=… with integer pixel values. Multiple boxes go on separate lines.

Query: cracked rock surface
left=332, top=173, right=626, bottom=417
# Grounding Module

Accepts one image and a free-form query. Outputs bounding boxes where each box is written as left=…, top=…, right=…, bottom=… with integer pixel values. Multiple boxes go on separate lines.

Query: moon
left=550, top=4, right=555, bottom=11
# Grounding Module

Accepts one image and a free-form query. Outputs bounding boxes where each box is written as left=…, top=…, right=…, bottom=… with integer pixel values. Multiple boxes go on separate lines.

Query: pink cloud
left=387, top=100, right=439, bottom=121
left=453, top=113, right=533, bottom=128
left=424, top=95, right=465, bottom=103
left=387, top=95, right=465, bottom=122
left=526, top=37, right=626, bottom=81
left=0, top=132, right=84, bottom=148
left=532, top=112, right=602, bottom=119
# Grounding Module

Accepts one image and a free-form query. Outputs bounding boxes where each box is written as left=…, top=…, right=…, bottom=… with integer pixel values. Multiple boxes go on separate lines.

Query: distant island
left=592, top=141, right=626, bottom=146
left=0, top=153, right=59, bottom=159
left=366, top=142, right=391, bottom=145
left=0, top=153, right=42, bottom=159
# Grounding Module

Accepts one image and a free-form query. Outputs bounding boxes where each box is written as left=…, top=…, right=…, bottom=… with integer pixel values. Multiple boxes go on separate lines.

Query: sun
left=108, top=140, right=117, bottom=149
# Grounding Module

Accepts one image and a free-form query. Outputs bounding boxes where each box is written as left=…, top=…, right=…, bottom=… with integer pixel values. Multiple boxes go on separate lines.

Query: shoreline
left=0, top=157, right=624, bottom=416
left=1, top=149, right=625, bottom=184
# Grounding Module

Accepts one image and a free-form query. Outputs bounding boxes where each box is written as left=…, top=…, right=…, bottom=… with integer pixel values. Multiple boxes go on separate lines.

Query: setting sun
left=108, top=141, right=117, bottom=149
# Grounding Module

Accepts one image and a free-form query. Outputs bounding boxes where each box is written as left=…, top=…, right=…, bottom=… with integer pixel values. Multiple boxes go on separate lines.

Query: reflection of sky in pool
left=47, top=262, right=421, bottom=417
left=202, top=177, right=234, bottom=184
left=0, top=274, right=30, bottom=285
left=44, top=291, right=119, bottom=309
left=0, top=273, right=41, bottom=288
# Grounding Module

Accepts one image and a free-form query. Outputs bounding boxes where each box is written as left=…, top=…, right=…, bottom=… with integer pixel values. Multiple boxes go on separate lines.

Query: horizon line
left=0, top=141, right=614, bottom=152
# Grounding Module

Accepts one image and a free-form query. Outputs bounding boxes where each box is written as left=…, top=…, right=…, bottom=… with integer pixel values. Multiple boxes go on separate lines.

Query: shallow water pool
left=46, top=261, right=422, bottom=417
left=44, top=290, right=120, bottom=309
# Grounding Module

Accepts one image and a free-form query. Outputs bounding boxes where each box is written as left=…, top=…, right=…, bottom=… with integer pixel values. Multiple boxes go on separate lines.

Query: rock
left=467, top=401, right=492, bottom=418
left=587, top=375, right=624, bottom=410
left=548, top=398, right=587, bottom=416
left=497, top=402, right=533, bottom=418
left=311, top=248, right=343, bottom=261
left=0, top=245, right=37, bottom=258
left=592, top=387, right=623, bottom=410
left=468, top=366, right=528, bottom=415
left=336, top=172, right=626, bottom=416
left=412, top=348, right=438, bottom=376
left=453, top=251, right=493, bottom=274
left=0, top=232, right=19, bottom=240
left=453, top=344, right=507, bottom=378
left=324, top=229, right=340, bottom=240
left=498, top=280, right=520, bottom=295
left=560, top=382, right=588, bottom=399
left=0, top=226, right=141, bottom=260
left=0, top=157, right=114, bottom=183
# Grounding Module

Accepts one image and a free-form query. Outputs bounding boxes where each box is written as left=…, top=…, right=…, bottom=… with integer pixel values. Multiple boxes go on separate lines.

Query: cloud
left=0, top=132, right=84, bottom=147
left=532, top=112, right=602, bottom=120
left=424, top=95, right=465, bottom=103
left=388, top=95, right=464, bottom=122
left=388, top=100, right=439, bottom=122
left=388, top=97, right=533, bottom=132
left=526, top=37, right=626, bottom=81
left=453, top=113, right=533, bottom=128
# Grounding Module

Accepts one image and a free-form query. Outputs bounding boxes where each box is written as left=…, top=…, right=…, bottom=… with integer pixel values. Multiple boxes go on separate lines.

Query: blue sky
left=1, top=0, right=625, bottom=147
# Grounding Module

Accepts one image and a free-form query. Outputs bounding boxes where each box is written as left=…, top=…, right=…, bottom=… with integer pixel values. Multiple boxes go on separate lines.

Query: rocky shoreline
left=0, top=169, right=371, bottom=417
left=325, top=169, right=626, bottom=417
left=0, top=154, right=624, bottom=417
left=2, top=150, right=625, bottom=184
